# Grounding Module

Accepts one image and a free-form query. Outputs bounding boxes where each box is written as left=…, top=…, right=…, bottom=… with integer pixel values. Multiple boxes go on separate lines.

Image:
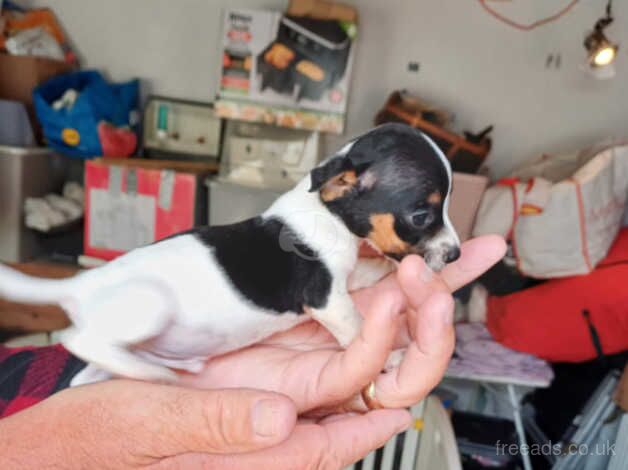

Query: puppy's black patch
left=191, top=217, right=331, bottom=314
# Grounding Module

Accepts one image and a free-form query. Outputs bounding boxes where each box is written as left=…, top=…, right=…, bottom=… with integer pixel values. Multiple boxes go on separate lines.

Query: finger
left=314, top=409, right=411, bottom=467
left=396, top=255, right=448, bottom=335
left=375, top=292, right=455, bottom=407
left=317, top=412, right=361, bottom=425
left=290, top=288, right=404, bottom=412
left=300, top=394, right=366, bottom=418
left=397, top=235, right=506, bottom=311
left=107, top=383, right=297, bottom=456
left=440, top=234, right=507, bottom=291
left=193, top=410, right=412, bottom=470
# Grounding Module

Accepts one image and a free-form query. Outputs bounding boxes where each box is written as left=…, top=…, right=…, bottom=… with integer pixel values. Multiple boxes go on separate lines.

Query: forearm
left=0, top=402, right=74, bottom=470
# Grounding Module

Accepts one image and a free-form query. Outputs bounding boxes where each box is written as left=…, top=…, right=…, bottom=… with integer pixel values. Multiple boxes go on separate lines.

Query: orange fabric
left=4, top=9, right=66, bottom=44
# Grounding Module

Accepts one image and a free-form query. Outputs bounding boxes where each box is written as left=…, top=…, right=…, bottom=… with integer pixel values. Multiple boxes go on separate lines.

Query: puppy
left=0, top=123, right=460, bottom=385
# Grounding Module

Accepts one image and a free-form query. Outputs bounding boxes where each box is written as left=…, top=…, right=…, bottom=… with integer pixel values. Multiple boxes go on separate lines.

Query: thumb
left=144, top=386, right=297, bottom=456
left=60, top=381, right=297, bottom=458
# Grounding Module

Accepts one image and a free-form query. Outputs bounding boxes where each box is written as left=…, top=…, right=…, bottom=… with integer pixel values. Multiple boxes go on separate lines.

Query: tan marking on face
left=367, top=213, right=411, bottom=254
left=428, top=191, right=442, bottom=204
left=321, top=170, right=357, bottom=202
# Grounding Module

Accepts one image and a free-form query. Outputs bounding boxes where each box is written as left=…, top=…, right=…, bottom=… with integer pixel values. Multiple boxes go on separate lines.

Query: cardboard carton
left=84, top=158, right=218, bottom=261
left=0, top=53, right=74, bottom=139
left=287, top=0, right=357, bottom=22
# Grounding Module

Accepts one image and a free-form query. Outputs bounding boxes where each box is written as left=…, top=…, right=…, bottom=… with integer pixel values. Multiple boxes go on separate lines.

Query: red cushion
left=486, top=229, right=628, bottom=362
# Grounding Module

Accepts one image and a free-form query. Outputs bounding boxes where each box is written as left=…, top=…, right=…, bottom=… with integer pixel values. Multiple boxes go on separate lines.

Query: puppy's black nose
left=444, top=246, right=461, bottom=263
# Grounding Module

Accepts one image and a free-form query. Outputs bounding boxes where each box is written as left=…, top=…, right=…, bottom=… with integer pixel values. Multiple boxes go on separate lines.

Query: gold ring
left=361, top=381, right=384, bottom=410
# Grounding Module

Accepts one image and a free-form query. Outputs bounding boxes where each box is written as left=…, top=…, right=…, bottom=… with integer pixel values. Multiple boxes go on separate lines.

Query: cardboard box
left=84, top=158, right=217, bottom=261
left=449, top=173, right=489, bottom=241
left=215, top=8, right=357, bottom=134
left=0, top=53, right=74, bottom=139
left=287, top=0, right=357, bottom=22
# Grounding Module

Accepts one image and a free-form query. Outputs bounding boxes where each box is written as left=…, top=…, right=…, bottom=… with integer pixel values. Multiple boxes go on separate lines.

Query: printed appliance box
left=215, top=7, right=357, bottom=134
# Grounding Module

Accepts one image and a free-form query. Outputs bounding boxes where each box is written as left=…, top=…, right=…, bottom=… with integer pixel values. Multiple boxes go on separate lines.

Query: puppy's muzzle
left=420, top=228, right=461, bottom=271
left=386, top=242, right=460, bottom=271
left=420, top=244, right=459, bottom=271
left=443, top=245, right=461, bottom=263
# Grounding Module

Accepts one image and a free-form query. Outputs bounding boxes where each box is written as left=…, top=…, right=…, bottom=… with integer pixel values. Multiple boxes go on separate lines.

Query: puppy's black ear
left=309, top=157, right=354, bottom=192
left=309, top=157, right=357, bottom=202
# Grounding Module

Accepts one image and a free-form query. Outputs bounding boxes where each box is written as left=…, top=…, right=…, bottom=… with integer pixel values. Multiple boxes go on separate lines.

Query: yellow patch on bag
left=62, top=128, right=80, bottom=146
left=521, top=204, right=543, bottom=215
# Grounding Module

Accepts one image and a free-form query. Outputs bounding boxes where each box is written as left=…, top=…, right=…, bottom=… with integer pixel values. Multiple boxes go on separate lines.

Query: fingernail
left=252, top=399, right=282, bottom=437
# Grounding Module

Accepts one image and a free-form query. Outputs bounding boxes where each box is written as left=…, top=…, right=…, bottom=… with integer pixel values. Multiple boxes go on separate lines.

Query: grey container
left=206, top=178, right=281, bottom=226
left=0, top=146, right=67, bottom=262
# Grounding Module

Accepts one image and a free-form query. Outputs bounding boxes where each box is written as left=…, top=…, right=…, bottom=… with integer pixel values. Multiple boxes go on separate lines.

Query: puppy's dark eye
left=410, top=209, right=434, bottom=228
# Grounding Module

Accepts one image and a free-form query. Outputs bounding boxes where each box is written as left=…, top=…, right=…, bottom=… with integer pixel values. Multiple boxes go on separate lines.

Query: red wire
left=478, top=0, right=580, bottom=31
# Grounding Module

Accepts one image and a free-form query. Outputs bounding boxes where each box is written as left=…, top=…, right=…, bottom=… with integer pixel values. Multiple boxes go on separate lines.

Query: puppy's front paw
left=383, top=349, right=405, bottom=372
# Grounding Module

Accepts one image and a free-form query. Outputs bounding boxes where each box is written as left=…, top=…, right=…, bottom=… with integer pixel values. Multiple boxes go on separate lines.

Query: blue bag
left=33, top=70, right=139, bottom=158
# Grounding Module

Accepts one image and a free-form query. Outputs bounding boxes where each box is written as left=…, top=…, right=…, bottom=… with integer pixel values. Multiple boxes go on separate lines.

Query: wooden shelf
left=0, top=262, right=76, bottom=334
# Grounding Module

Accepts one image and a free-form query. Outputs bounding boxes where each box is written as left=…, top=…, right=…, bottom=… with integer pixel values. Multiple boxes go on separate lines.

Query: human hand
left=0, top=379, right=411, bottom=469
left=181, top=235, right=506, bottom=414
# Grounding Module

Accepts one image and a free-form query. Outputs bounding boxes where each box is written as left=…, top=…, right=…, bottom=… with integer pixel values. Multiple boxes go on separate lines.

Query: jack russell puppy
left=0, top=123, right=460, bottom=385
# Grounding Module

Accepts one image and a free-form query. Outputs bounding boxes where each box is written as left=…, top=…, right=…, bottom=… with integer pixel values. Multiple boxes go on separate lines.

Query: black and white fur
left=0, top=124, right=460, bottom=385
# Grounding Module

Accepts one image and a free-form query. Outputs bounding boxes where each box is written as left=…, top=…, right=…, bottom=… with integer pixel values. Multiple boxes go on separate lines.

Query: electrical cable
left=477, top=0, right=580, bottom=31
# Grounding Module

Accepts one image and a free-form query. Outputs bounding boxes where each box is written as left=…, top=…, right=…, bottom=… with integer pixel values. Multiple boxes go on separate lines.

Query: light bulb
left=593, top=46, right=616, bottom=66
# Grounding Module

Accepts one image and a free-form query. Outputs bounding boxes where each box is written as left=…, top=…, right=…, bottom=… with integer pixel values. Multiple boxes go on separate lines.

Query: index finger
left=301, top=288, right=404, bottom=410
left=440, top=234, right=507, bottom=291
left=398, top=234, right=506, bottom=311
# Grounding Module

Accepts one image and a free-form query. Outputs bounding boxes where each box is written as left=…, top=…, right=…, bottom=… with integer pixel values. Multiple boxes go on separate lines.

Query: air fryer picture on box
left=215, top=8, right=357, bottom=134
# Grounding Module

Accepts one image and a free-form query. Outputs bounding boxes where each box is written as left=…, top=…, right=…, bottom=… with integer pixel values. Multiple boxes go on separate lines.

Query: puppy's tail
left=0, top=264, right=75, bottom=305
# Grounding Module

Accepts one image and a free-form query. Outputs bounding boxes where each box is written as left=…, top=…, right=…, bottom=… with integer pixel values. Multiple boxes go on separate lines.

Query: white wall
left=23, top=0, right=628, bottom=177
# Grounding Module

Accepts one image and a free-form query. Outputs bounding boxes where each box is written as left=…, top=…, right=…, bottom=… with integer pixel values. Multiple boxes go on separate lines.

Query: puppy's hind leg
left=64, top=333, right=178, bottom=383
left=61, top=281, right=178, bottom=383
